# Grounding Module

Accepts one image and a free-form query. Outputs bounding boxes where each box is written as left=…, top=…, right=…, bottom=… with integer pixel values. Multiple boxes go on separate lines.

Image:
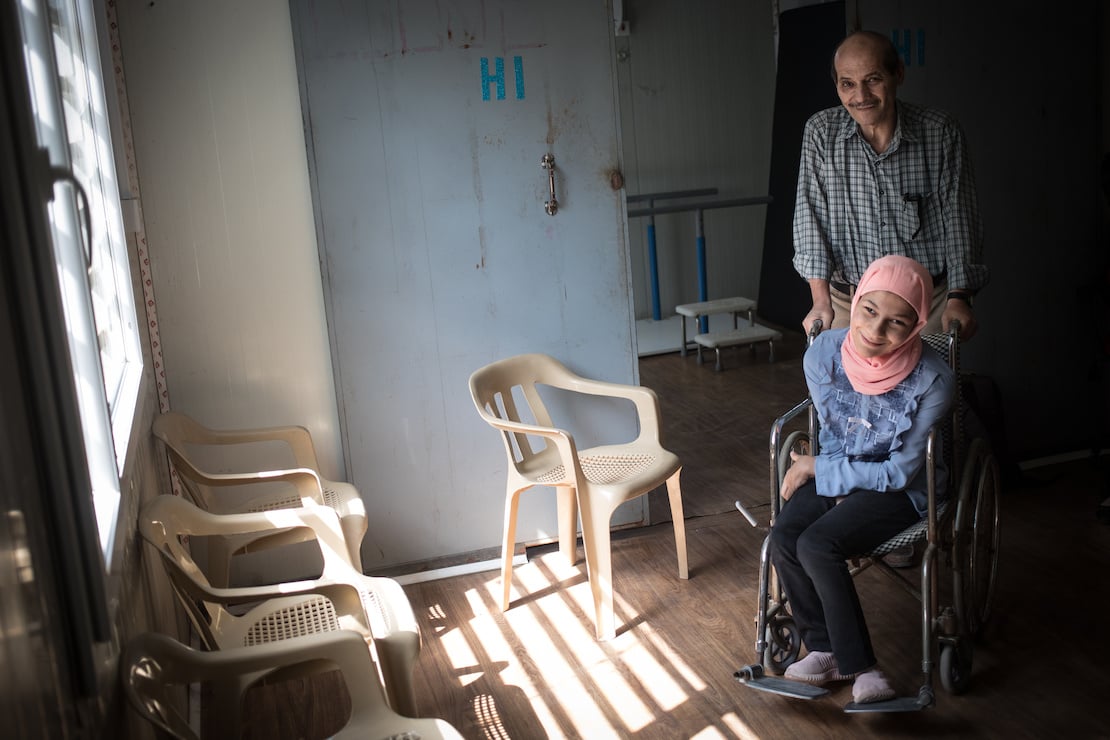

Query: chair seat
left=242, top=595, right=341, bottom=645
left=537, top=447, right=680, bottom=490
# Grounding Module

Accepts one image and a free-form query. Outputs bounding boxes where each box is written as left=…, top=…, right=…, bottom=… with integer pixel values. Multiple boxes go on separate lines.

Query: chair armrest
left=142, top=494, right=357, bottom=571
left=150, top=532, right=367, bottom=614
left=476, top=415, right=570, bottom=442
left=128, top=628, right=384, bottom=694
left=475, top=417, right=586, bottom=485
left=550, top=373, right=665, bottom=443
left=189, top=467, right=328, bottom=509
left=202, top=577, right=369, bottom=616
left=473, top=415, right=581, bottom=475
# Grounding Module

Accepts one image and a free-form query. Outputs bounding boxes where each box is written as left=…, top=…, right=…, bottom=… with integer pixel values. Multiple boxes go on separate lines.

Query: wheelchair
left=733, top=321, right=1002, bottom=712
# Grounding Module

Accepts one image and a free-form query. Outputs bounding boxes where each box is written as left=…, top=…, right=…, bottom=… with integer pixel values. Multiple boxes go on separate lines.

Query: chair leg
left=375, top=633, right=421, bottom=718
left=501, top=490, right=523, bottom=611
left=341, top=515, right=366, bottom=573
left=556, top=485, right=578, bottom=565
left=666, top=471, right=689, bottom=579
left=579, top=505, right=616, bottom=641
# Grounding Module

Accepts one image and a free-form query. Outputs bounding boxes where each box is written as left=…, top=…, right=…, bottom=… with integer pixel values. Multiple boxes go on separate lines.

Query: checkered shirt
left=792, top=100, right=988, bottom=292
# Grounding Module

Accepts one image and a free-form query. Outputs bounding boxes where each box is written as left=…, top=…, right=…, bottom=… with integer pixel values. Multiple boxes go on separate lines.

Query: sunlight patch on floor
left=700, top=712, right=763, bottom=740
left=438, top=616, right=481, bottom=687
left=422, top=553, right=761, bottom=738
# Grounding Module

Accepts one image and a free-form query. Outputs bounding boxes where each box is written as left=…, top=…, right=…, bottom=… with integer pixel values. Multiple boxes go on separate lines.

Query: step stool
left=674, top=297, right=756, bottom=357
left=694, top=324, right=783, bottom=371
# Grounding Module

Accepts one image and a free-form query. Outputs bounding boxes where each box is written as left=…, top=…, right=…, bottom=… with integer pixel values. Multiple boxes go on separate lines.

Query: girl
left=771, top=254, right=956, bottom=704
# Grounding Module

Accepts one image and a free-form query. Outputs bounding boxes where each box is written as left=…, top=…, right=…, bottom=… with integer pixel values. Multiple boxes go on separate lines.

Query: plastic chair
left=121, top=629, right=463, bottom=739
left=138, top=494, right=421, bottom=717
left=152, top=410, right=367, bottom=586
left=468, top=353, right=688, bottom=641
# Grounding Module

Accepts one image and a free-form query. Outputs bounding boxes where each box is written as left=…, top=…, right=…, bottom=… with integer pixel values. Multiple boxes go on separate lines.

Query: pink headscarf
left=841, top=255, right=932, bottom=395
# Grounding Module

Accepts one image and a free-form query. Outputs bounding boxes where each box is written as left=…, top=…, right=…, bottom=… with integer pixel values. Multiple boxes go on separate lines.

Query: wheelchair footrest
left=734, top=665, right=830, bottom=700
left=844, top=685, right=934, bottom=714
left=843, top=695, right=928, bottom=713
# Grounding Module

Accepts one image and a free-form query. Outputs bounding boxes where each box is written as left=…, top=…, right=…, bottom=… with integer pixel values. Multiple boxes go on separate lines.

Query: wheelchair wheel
left=777, top=430, right=811, bottom=490
left=955, top=438, right=1002, bottom=636
left=939, top=639, right=974, bottom=695
left=765, top=615, right=801, bottom=675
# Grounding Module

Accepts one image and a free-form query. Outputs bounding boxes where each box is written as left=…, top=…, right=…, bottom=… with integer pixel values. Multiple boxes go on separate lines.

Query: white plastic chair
left=121, top=629, right=463, bottom=739
left=469, top=353, right=689, bottom=640
left=152, top=410, right=367, bottom=586
left=138, top=494, right=420, bottom=717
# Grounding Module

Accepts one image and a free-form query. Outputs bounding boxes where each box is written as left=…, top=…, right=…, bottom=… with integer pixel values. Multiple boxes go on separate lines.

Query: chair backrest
left=152, top=411, right=323, bottom=510
left=468, top=353, right=572, bottom=466
left=151, top=412, right=218, bottom=509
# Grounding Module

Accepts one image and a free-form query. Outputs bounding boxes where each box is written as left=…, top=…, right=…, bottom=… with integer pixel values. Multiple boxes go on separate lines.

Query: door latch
left=541, top=153, right=558, bottom=216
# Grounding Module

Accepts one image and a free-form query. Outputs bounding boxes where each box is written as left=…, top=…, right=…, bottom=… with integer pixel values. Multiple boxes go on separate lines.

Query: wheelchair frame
left=734, top=322, right=1002, bottom=712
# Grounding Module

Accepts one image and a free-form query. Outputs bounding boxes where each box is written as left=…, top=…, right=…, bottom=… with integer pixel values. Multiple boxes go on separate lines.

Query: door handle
left=541, top=153, right=558, bottom=215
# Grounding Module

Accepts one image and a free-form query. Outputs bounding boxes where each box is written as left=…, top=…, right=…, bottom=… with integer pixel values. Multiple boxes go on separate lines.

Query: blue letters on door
left=481, top=56, right=525, bottom=100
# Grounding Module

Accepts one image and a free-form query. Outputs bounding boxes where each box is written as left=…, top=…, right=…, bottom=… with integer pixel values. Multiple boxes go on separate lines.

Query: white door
left=289, top=1, right=639, bottom=569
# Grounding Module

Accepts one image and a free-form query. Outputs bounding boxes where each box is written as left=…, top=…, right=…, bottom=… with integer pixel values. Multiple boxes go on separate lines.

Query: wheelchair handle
left=807, top=319, right=823, bottom=347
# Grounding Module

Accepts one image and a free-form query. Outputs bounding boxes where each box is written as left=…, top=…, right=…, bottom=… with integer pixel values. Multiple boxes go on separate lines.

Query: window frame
left=18, top=0, right=144, bottom=561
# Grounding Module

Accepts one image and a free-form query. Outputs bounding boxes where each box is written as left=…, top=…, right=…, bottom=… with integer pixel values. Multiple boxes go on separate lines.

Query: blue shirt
left=806, top=328, right=956, bottom=515
left=792, top=100, right=988, bottom=293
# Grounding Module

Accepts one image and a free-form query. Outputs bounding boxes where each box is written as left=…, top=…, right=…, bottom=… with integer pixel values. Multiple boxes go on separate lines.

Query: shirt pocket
left=899, top=191, right=942, bottom=243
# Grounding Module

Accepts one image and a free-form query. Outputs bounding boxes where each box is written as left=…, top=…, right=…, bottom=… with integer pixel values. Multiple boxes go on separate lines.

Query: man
left=792, top=29, right=987, bottom=570
left=792, top=30, right=988, bottom=340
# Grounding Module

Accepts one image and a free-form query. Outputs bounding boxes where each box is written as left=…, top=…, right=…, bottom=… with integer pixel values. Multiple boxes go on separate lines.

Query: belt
left=831, top=270, right=946, bottom=295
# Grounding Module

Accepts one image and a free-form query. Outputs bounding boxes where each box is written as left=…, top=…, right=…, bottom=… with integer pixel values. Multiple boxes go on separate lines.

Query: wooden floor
left=243, top=339, right=1110, bottom=739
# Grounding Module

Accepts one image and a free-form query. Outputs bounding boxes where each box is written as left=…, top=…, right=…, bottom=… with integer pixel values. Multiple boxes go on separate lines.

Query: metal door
left=289, top=1, right=638, bottom=568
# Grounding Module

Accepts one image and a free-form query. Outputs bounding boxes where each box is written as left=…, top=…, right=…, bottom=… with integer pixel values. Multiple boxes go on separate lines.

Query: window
left=19, top=0, right=143, bottom=558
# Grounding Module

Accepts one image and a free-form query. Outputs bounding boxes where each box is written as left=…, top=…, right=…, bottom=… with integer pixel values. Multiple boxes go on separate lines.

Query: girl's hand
left=780, top=451, right=816, bottom=501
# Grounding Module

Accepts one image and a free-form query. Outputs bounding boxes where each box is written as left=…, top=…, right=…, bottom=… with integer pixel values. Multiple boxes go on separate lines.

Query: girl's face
left=850, top=290, right=918, bottom=358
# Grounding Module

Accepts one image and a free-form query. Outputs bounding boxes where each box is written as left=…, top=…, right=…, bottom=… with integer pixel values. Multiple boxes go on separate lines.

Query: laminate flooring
left=238, top=342, right=1110, bottom=739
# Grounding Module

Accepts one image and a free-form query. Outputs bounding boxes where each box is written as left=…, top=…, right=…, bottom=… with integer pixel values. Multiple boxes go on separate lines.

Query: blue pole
left=647, top=199, right=661, bottom=321
left=696, top=208, right=708, bottom=333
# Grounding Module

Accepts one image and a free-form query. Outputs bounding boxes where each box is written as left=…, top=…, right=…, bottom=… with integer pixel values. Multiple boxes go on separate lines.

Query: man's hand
left=802, top=305, right=833, bottom=337
left=942, top=297, right=977, bottom=340
left=803, top=278, right=834, bottom=336
left=780, top=451, right=815, bottom=501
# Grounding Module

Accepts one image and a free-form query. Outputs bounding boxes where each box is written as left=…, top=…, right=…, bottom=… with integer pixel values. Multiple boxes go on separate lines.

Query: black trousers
left=768, top=481, right=920, bottom=675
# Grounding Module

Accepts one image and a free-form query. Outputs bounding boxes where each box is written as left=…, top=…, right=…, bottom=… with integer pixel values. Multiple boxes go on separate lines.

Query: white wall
left=617, top=1, right=776, bottom=319
left=114, top=0, right=343, bottom=477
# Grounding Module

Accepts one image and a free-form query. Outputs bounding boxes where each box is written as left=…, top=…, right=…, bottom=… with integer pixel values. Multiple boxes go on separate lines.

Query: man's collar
left=836, top=100, right=913, bottom=152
